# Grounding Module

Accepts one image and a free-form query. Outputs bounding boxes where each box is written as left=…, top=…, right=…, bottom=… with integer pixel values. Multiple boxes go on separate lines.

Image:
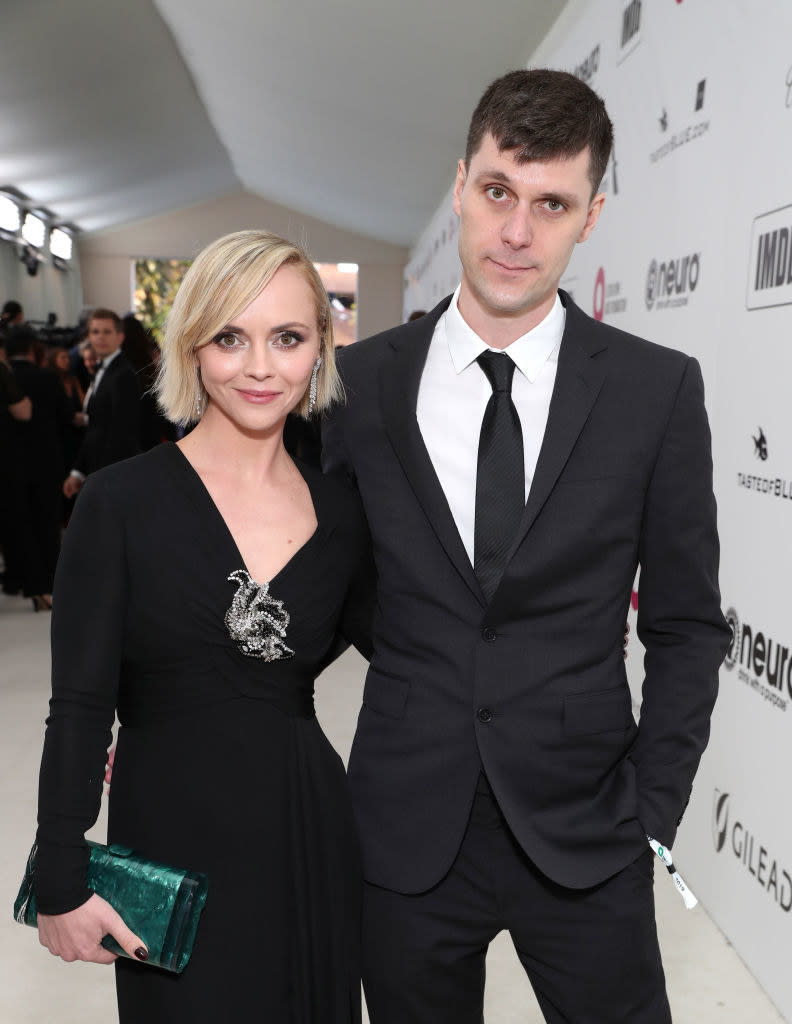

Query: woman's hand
left=38, top=893, right=148, bottom=965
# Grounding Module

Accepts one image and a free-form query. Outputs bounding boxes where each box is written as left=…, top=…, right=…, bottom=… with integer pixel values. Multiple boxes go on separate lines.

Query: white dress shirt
left=70, top=346, right=124, bottom=480
left=82, top=345, right=122, bottom=414
left=416, top=286, right=565, bottom=565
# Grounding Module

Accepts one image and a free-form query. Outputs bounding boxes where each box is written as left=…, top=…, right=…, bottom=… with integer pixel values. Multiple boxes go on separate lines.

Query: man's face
left=88, top=318, right=123, bottom=358
left=453, top=133, right=604, bottom=334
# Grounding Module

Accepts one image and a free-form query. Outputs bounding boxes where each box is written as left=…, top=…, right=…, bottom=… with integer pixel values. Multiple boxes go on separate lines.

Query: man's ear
left=578, top=192, right=605, bottom=243
left=452, top=159, right=467, bottom=217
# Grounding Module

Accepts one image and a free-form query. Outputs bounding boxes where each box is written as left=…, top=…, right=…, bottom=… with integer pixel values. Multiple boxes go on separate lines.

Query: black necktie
left=474, top=351, right=525, bottom=601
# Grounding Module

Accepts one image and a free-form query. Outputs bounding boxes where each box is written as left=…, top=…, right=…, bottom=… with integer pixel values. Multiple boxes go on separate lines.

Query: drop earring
left=308, top=357, right=321, bottom=414
left=195, top=369, right=203, bottom=419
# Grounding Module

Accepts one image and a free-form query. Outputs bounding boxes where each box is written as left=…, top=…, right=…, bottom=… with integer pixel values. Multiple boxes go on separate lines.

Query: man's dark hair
left=465, top=69, right=614, bottom=195
left=4, top=325, right=38, bottom=359
left=89, top=307, right=122, bottom=330
left=1, top=300, right=23, bottom=322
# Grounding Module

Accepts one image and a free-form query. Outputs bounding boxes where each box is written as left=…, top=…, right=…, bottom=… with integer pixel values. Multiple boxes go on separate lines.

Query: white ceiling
left=3, top=0, right=567, bottom=248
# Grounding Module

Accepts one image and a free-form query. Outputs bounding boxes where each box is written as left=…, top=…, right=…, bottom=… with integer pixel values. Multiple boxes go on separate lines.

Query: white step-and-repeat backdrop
left=404, top=0, right=792, bottom=1017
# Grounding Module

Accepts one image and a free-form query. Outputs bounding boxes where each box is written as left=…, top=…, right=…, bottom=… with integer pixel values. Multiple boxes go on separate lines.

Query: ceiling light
left=50, top=228, right=73, bottom=261
left=22, top=211, right=46, bottom=248
left=0, top=194, right=21, bottom=233
left=337, top=263, right=358, bottom=274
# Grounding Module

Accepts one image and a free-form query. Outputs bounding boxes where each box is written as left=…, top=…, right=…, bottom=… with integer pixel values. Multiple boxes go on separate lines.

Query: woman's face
left=196, top=265, right=321, bottom=434
left=55, top=350, right=70, bottom=373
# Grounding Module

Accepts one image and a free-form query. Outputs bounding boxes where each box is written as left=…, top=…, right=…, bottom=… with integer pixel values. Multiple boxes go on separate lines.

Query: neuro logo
left=695, top=79, right=706, bottom=112
left=645, top=253, right=700, bottom=310
left=646, top=261, right=658, bottom=308
left=753, top=428, right=768, bottom=461
left=659, top=108, right=669, bottom=132
left=723, top=607, right=740, bottom=671
left=712, top=790, right=730, bottom=853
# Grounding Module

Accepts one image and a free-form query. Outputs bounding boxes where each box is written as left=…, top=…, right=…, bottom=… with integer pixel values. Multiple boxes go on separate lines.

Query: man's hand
left=38, top=893, right=148, bottom=965
left=63, top=475, right=83, bottom=499
left=72, top=411, right=87, bottom=428
left=104, top=746, right=115, bottom=789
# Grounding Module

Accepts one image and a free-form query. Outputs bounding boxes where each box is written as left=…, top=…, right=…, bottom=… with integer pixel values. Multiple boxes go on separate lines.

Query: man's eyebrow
left=473, top=169, right=513, bottom=186
left=539, top=190, right=580, bottom=207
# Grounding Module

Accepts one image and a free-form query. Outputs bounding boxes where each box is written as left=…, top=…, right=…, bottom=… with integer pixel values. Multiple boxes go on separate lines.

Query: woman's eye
left=274, top=331, right=303, bottom=349
left=213, top=332, right=243, bottom=349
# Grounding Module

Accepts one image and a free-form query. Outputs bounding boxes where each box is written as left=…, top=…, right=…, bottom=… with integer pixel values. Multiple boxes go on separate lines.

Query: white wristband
left=647, top=836, right=698, bottom=910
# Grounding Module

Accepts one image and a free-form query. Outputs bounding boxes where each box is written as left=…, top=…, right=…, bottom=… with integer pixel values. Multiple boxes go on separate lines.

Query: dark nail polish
left=134, top=946, right=149, bottom=962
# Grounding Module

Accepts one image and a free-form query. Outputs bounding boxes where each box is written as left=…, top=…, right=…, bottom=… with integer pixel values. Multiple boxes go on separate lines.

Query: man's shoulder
left=337, top=297, right=452, bottom=377
left=562, top=292, right=693, bottom=377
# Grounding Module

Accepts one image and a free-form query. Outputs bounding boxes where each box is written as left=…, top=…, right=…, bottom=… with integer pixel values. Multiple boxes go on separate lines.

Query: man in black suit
left=323, top=70, right=729, bottom=1022
left=63, top=308, right=140, bottom=498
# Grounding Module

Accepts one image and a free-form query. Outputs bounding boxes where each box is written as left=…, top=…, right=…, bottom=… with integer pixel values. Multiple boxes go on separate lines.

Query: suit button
left=477, top=707, right=493, bottom=724
left=482, top=626, right=497, bottom=642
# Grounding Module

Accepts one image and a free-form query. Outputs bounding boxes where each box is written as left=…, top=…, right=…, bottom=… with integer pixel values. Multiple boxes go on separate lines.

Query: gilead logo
left=712, top=790, right=792, bottom=912
left=747, top=203, right=792, bottom=309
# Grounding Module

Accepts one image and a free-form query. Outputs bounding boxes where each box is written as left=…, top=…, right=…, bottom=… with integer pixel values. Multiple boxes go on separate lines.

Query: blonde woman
left=34, top=231, right=373, bottom=1022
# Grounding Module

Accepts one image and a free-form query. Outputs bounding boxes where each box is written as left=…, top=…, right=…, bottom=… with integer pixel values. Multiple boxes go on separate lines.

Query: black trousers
left=362, top=778, right=671, bottom=1024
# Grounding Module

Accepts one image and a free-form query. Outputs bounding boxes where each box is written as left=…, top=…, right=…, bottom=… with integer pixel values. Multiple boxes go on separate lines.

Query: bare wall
left=79, top=189, right=408, bottom=340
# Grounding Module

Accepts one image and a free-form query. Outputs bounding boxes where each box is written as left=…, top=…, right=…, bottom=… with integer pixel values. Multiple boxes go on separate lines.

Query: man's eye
left=544, top=200, right=564, bottom=212
left=487, top=186, right=508, bottom=201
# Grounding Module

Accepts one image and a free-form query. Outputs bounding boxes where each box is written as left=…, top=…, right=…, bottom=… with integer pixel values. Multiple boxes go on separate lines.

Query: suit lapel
left=380, top=299, right=485, bottom=605
left=508, top=293, right=608, bottom=557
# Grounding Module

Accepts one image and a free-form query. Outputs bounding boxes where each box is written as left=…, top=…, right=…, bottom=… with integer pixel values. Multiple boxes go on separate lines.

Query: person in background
left=63, top=309, right=140, bottom=499
left=1, top=300, right=24, bottom=331
left=48, top=348, right=86, bottom=487
left=121, top=313, right=176, bottom=449
left=6, top=326, right=73, bottom=610
left=0, top=340, right=31, bottom=596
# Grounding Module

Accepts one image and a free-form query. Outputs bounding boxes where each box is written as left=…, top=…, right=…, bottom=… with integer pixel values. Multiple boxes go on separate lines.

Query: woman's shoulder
left=78, top=443, right=179, bottom=503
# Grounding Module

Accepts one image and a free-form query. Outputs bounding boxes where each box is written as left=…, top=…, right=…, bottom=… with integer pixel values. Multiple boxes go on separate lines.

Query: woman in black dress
left=35, top=231, right=373, bottom=1022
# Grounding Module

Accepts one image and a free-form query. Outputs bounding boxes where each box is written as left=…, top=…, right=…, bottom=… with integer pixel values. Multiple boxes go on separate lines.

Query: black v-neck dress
left=35, top=443, right=373, bottom=1023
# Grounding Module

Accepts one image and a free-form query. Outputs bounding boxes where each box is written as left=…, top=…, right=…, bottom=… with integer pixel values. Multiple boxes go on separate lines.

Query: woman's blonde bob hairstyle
left=156, top=230, right=342, bottom=426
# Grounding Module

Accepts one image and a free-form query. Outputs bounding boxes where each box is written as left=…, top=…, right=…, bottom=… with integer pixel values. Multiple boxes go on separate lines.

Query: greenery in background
left=134, top=259, right=192, bottom=344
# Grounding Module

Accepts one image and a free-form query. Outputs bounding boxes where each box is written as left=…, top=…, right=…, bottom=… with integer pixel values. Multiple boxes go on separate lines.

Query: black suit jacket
left=9, top=360, right=72, bottom=480
left=323, top=291, right=730, bottom=894
left=74, top=352, right=140, bottom=475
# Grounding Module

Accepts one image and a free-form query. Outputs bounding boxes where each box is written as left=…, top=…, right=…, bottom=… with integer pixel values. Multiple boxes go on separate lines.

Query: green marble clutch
left=13, top=841, right=209, bottom=974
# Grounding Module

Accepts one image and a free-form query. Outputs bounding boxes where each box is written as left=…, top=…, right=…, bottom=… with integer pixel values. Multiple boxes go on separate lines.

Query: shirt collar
left=443, top=284, right=565, bottom=383
left=97, top=347, right=122, bottom=370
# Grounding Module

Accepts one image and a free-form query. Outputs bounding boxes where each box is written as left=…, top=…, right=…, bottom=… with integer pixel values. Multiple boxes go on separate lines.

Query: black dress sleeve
left=35, top=472, right=127, bottom=914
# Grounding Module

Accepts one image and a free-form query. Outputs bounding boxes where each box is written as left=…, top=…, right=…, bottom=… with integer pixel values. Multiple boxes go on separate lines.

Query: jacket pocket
left=563, top=686, right=633, bottom=738
left=362, top=667, right=410, bottom=720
